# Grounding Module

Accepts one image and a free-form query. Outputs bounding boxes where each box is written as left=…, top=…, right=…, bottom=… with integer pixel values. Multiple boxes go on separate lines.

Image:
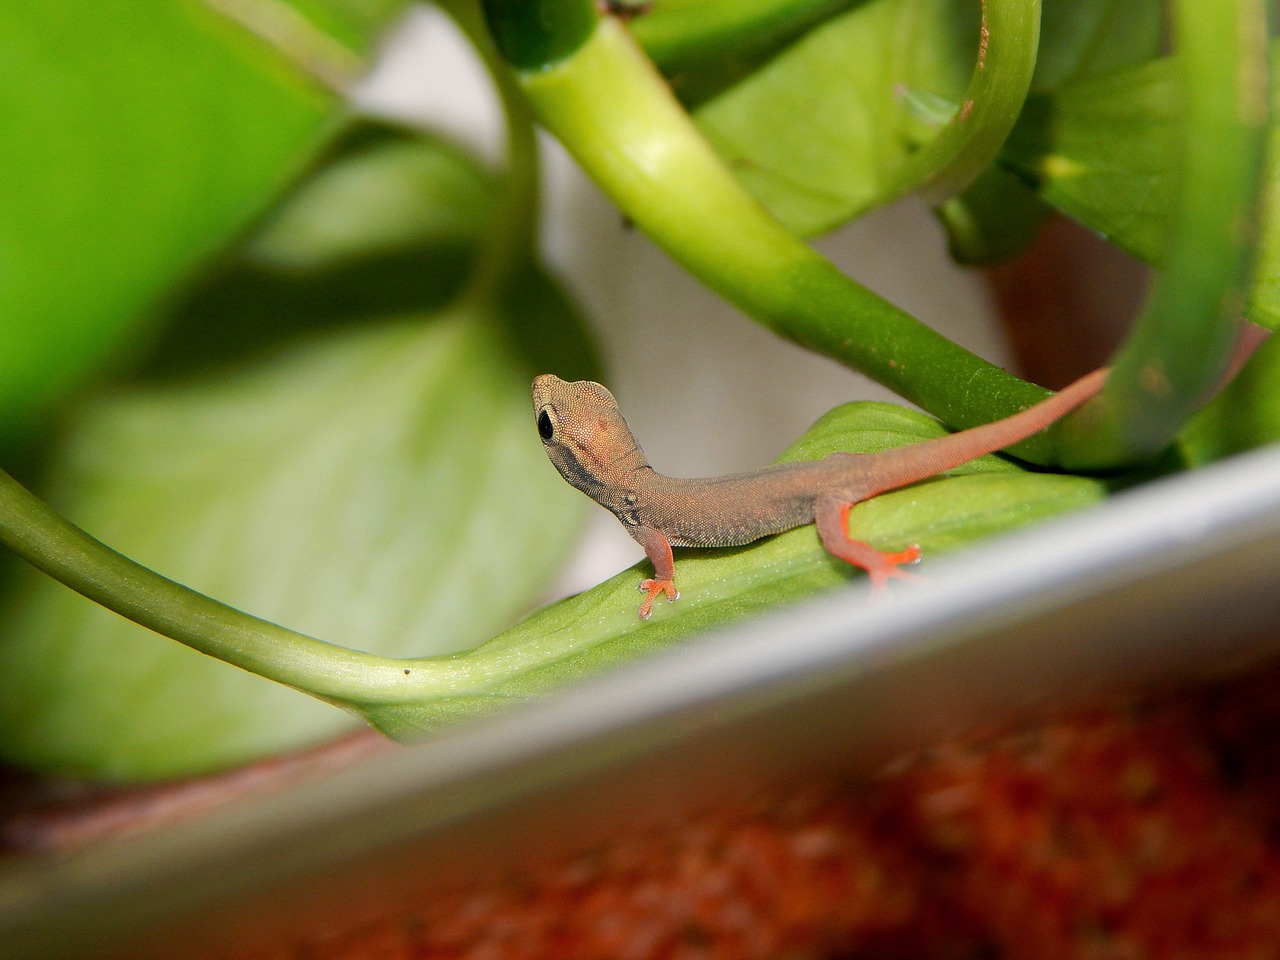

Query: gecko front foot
left=637, top=577, right=679, bottom=619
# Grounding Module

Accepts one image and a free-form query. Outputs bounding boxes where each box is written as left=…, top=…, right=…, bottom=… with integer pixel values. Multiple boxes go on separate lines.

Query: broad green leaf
left=1243, top=45, right=1280, bottom=331
left=1001, top=57, right=1176, bottom=266
left=0, top=0, right=407, bottom=444
left=631, top=0, right=857, bottom=105
left=689, top=0, right=1163, bottom=237
left=140, top=122, right=498, bottom=379
left=1030, top=0, right=1161, bottom=93
left=693, top=0, right=977, bottom=236
left=365, top=401, right=1109, bottom=739
left=0, top=128, right=598, bottom=781
left=1002, top=44, right=1280, bottom=332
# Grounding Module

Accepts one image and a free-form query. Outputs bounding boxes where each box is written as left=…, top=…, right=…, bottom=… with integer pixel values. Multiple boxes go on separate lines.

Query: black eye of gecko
left=537, top=408, right=554, bottom=442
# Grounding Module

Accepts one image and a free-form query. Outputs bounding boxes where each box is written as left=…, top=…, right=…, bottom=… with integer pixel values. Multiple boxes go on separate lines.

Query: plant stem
left=891, top=0, right=1041, bottom=206
left=441, top=0, right=543, bottom=309
left=1055, top=0, right=1270, bottom=467
left=0, top=468, right=410, bottom=704
left=516, top=15, right=1064, bottom=456
left=203, top=0, right=366, bottom=93
left=0, top=465, right=599, bottom=717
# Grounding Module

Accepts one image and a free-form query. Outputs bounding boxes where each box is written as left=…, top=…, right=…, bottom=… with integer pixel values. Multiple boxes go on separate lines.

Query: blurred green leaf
left=1004, top=42, right=1280, bottom=332
left=689, top=0, right=1162, bottom=237
left=1001, top=57, right=1176, bottom=266
left=0, top=0, right=408, bottom=444
left=1180, top=335, right=1280, bottom=464
left=141, top=123, right=498, bottom=379
left=1029, top=0, right=1161, bottom=92
left=1243, top=46, right=1280, bottom=331
left=632, top=0, right=856, bottom=105
left=692, top=0, right=976, bottom=236
left=0, top=127, right=598, bottom=780
left=366, top=400, right=1108, bottom=739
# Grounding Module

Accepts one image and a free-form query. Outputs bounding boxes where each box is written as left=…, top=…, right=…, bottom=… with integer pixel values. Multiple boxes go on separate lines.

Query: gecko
left=533, top=369, right=1107, bottom=619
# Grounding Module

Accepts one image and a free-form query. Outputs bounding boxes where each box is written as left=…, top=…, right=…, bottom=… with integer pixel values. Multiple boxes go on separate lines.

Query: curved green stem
left=203, top=0, right=366, bottom=94
left=0, top=469, right=405, bottom=705
left=0, top=465, right=634, bottom=723
left=0, top=463, right=615, bottom=734
left=440, top=0, right=542, bottom=308
left=1056, top=0, right=1269, bottom=467
left=894, top=0, right=1041, bottom=206
left=515, top=14, right=1063, bottom=457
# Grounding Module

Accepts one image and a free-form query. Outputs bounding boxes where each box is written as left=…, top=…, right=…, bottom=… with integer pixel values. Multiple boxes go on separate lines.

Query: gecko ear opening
left=537, top=408, right=555, bottom=442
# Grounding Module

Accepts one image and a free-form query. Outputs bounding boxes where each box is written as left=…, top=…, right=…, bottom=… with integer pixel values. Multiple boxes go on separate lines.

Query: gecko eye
left=537, top=408, right=555, bottom=442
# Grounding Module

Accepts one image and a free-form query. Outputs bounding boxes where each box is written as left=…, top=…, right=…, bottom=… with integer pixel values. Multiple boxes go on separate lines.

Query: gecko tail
left=861, top=367, right=1109, bottom=497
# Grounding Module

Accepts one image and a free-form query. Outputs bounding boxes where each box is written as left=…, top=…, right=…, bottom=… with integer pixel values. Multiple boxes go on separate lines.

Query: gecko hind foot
left=637, top=577, right=679, bottom=620
left=865, top=545, right=923, bottom=591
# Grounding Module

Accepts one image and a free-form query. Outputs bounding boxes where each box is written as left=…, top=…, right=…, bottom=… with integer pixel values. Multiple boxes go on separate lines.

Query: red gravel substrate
left=275, top=665, right=1280, bottom=960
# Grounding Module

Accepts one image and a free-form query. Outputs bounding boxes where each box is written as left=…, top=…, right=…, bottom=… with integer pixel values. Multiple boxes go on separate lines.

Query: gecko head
left=531, top=375, right=647, bottom=496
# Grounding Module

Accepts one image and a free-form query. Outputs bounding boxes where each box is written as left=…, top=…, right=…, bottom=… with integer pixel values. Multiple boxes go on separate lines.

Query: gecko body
left=533, top=371, right=1106, bottom=618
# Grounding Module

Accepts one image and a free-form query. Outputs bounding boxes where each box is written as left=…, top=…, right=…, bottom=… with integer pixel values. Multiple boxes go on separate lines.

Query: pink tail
left=863, top=368, right=1108, bottom=497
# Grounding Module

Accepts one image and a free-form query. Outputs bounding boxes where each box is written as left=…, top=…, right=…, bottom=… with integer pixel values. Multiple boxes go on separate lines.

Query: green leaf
left=1030, top=0, right=1162, bottom=92
left=692, top=0, right=977, bottom=236
left=689, top=0, right=1163, bottom=237
left=1001, top=56, right=1177, bottom=265
left=366, top=401, right=1109, bottom=739
left=140, top=122, right=498, bottom=379
left=1005, top=41, right=1280, bottom=334
left=630, top=0, right=857, bottom=105
left=0, top=128, right=598, bottom=781
left=1179, top=335, right=1280, bottom=464
left=0, top=0, right=409, bottom=444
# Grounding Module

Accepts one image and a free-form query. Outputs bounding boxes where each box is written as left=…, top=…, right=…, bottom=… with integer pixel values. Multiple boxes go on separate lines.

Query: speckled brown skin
left=533, top=370, right=1107, bottom=619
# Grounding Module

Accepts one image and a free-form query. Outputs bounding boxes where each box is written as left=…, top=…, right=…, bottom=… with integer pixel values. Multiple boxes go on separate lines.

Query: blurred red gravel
left=279, top=665, right=1280, bottom=960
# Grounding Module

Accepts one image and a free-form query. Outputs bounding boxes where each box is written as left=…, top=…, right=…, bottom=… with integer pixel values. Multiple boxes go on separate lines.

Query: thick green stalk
left=516, top=15, right=1060, bottom=453
left=1056, top=0, right=1269, bottom=466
